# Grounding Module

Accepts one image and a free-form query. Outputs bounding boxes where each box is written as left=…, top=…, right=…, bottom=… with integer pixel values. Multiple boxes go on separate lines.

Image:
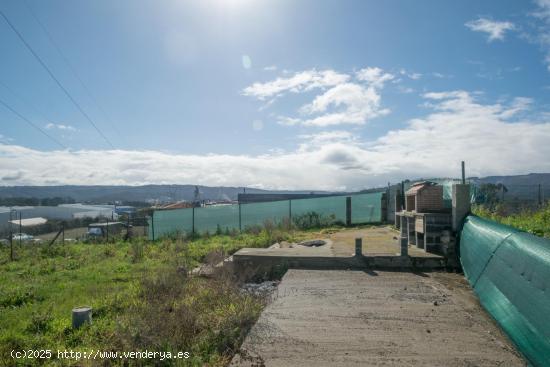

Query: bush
left=473, top=202, right=550, bottom=238
left=292, top=211, right=339, bottom=230
left=0, top=288, right=43, bottom=308
left=130, top=241, right=144, bottom=263
left=26, top=310, right=53, bottom=334
left=118, top=269, right=263, bottom=364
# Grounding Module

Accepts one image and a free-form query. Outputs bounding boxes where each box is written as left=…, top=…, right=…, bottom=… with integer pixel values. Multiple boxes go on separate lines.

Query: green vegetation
left=0, top=196, right=76, bottom=207
left=0, top=225, right=309, bottom=366
left=291, top=212, right=342, bottom=229
left=472, top=202, right=550, bottom=238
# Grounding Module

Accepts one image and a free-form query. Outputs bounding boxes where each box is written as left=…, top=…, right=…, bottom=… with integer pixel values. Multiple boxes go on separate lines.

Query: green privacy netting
left=351, top=192, right=384, bottom=224
left=194, top=205, right=239, bottom=233
left=149, top=191, right=384, bottom=239
left=241, top=200, right=289, bottom=229
left=460, top=215, right=550, bottom=367
left=148, top=207, right=193, bottom=239
left=291, top=195, right=347, bottom=223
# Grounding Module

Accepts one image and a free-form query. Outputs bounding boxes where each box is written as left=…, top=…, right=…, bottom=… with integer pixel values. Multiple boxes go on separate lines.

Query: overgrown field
left=472, top=202, right=550, bottom=238
left=0, top=226, right=314, bottom=366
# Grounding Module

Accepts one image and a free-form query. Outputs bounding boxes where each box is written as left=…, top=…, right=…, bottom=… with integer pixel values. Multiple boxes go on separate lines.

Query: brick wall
left=416, top=186, right=443, bottom=212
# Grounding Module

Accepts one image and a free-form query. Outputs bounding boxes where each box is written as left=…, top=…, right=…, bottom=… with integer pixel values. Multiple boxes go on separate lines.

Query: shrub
left=118, top=269, right=263, bottom=364
left=0, top=288, right=43, bottom=308
left=292, top=211, right=338, bottom=230
left=26, top=310, right=53, bottom=334
left=130, top=241, right=144, bottom=263
left=473, top=202, right=550, bottom=238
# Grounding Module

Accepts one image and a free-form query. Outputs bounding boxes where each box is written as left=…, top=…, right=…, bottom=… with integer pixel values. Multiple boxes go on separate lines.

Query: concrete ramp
left=232, top=270, right=524, bottom=367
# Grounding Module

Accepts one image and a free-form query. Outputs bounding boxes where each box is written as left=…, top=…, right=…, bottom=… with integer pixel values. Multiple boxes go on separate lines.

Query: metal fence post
left=239, top=203, right=242, bottom=232
left=9, top=210, right=13, bottom=261
left=355, top=238, right=362, bottom=257
left=192, top=207, right=195, bottom=236
left=381, top=193, right=387, bottom=223
left=18, top=211, right=21, bottom=247
left=401, top=181, right=405, bottom=209
left=151, top=212, right=155, bottom=241
left=289, top=199, right=292, bottom=228
left=346, top=197, right=352, bottom=226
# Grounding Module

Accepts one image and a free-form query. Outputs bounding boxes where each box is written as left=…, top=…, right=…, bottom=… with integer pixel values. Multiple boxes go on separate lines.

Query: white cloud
left=356, top=67, right=395, bottom=87
left=246, top=66, right=393, bottom=127
left=431, top=72, right=453, bottom=79
left=292, top=83, right=390, bottom=126
left=242, top=69, right=350, bottom=100
left=297, top=130, right=355, bottom=146
left=534, top=0, right=550, bottom=19
left=399, top=69, right=422, bottom=80
left=3, top=91, right=550, bottom=190
left=263, top=65, right=277, bottom=71
left=397, top=86, right=414, bottom=94
left=499, top=97, right=533, bottom=118
left=276, top=116, right=301, bottom=126
left=45, top=123, right=76, bottom=131
left=465, top=18, right=516, bottom=42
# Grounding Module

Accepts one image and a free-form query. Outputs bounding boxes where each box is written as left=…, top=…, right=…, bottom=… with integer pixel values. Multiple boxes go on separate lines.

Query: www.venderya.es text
left=11, top=349, right=190, bottom=361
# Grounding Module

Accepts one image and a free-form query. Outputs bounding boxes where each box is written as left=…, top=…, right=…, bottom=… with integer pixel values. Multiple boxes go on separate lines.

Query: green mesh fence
left=291, top=195, right=347, bottom=223
left=149, top=207, right=193, bottom=239
left=351, top=192, right=383, bottom=224
left=460, top=215, right=550, bottom=367
left=241, top=200, right=289, bottom=229
left=194, top=205, right=239, bottom=233
left=150, top=191, right=384, bottom=239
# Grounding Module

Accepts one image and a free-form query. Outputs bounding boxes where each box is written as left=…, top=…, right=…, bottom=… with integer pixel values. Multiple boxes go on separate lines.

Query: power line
left=0, top=8, right=115, bottom=149
left=0, top=79, right=63, bottom=133
left=0, top=95, right=66, bottom=149
left=23, top=0, right=125, bottom=143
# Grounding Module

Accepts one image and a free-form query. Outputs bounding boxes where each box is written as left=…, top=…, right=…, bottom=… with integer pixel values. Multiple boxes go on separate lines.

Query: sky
left=1, top=0, right=550, bottom=190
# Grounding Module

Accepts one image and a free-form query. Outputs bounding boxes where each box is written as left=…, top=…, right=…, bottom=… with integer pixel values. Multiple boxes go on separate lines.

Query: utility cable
left=23, top=0, right=125, bottom=142
left=0, top=95, right=66, bottom=149
left=0, top=9, right=115, bottom=148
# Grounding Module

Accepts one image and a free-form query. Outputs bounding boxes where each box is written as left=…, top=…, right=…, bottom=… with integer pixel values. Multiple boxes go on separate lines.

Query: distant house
left=0, top=204, right=117, bottom=231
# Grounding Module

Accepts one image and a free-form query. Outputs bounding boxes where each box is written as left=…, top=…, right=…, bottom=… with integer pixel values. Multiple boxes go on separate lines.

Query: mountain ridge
left=1, top=173, right=549, bottom=203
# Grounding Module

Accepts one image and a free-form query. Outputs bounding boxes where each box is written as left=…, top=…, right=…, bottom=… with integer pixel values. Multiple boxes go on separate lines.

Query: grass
left=0, top=225, right=314, bottom=366
left=472, top=202, right=550, bottom=238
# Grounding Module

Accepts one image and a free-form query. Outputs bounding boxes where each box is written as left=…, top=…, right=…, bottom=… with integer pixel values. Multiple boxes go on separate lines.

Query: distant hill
left=0, top=185, right=330, bottom=204
left=469, top=173, right=550, bottom=201
left=1, top=173, right=549, bottom=204
left=469, top=173, right=550, bottom=186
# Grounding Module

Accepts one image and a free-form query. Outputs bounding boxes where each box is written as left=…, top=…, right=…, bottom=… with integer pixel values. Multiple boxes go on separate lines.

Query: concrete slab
left=232, top=227, right=446, bottom=277
left=329, top=226, right=440, bottom=258
left=231, top=270, right=524, bottom=367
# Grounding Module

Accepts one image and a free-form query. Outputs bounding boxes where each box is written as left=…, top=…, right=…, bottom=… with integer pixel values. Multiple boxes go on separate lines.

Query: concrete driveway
left=232, top=269, right=524, bottom=367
